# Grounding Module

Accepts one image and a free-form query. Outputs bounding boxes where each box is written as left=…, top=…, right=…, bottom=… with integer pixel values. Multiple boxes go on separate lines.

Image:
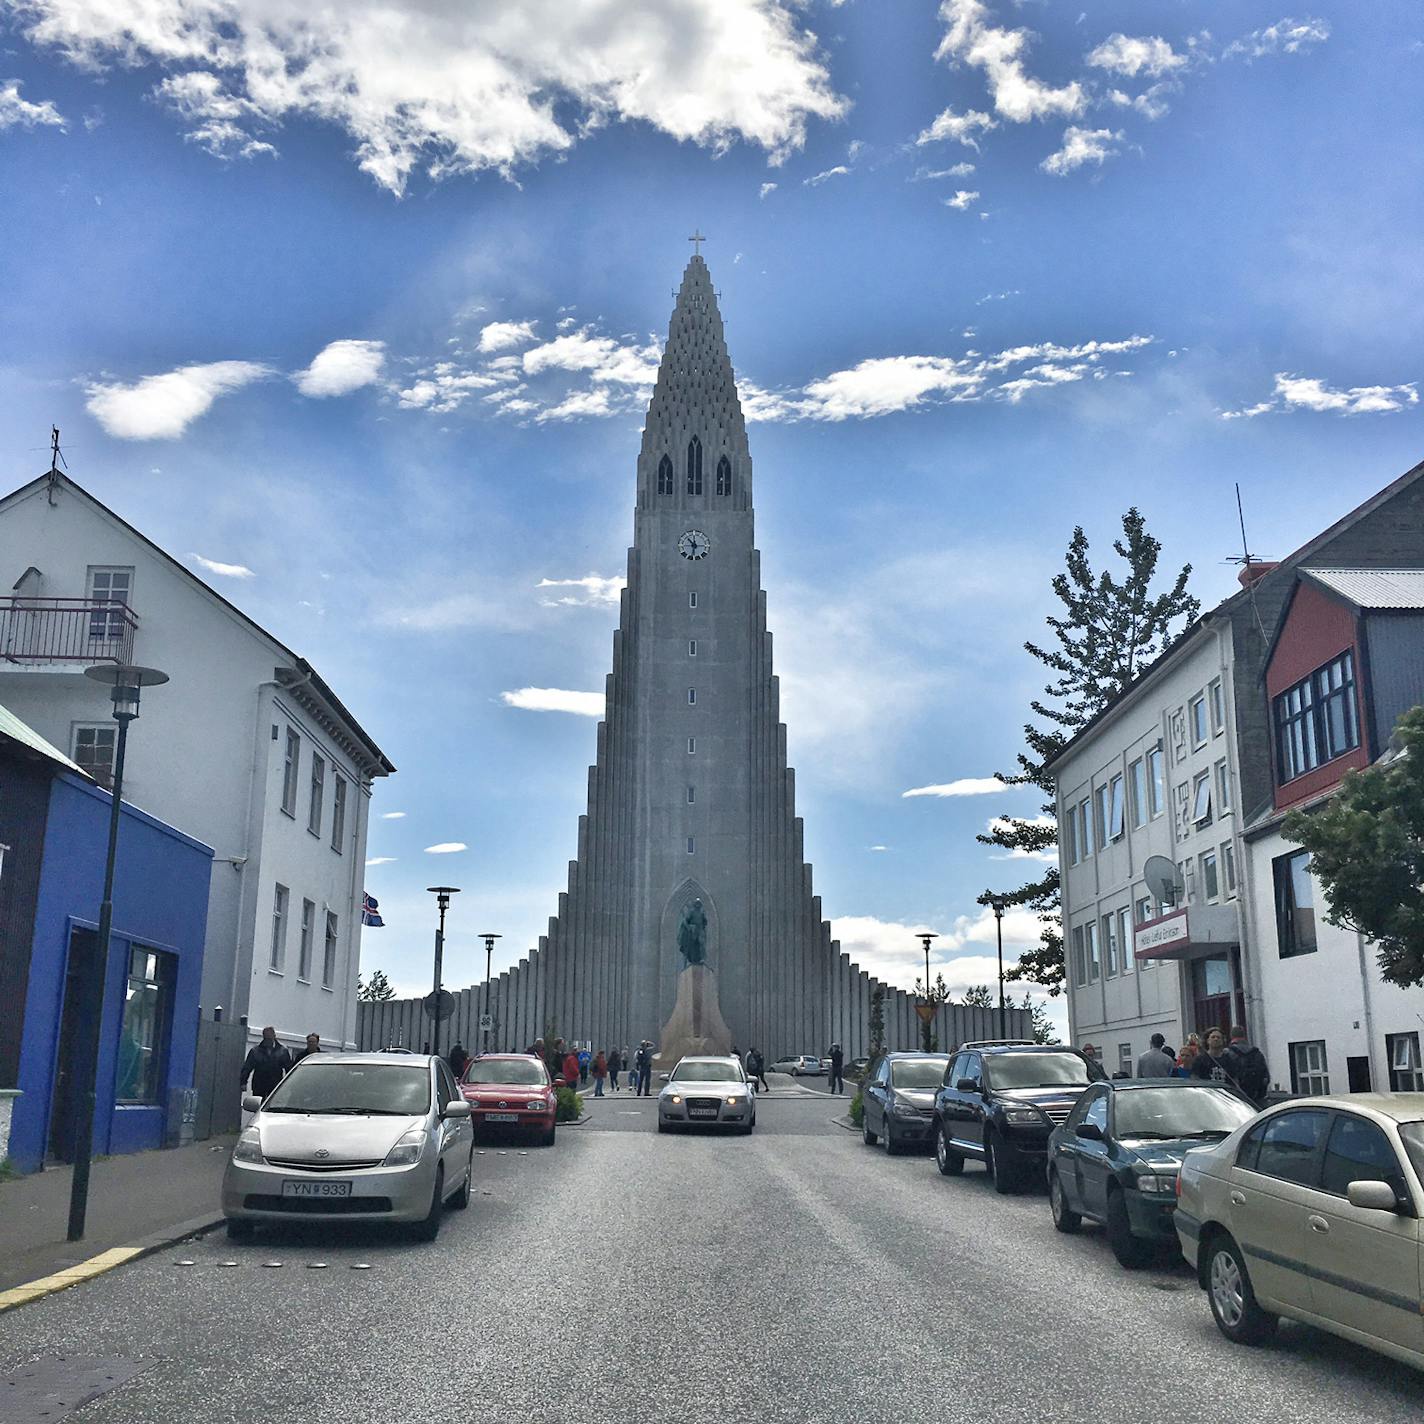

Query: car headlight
left=668, top=1094, right=682, bottom=1105
left=527, top=1100, right=546, bottom=1112
left=231, top=1127, right=264, bottom=1164
left=383, top=1128, right=428, bottom=1166
left=1136, top=1173, right=1177, bottom=1195
left=1002, top=1108, right=1041, bottom=1125
left=725, top=1095, right=743, bottom=1106
left=892, top=1100, right=923, bottom=1117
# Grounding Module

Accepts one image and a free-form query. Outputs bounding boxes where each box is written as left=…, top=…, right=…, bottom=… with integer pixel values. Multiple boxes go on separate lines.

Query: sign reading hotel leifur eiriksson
left=1134, top=910, right=1189, bottom=961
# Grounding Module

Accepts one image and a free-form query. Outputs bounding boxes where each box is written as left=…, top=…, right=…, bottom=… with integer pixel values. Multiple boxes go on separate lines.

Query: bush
left=555, top=1086, right=583, bottom=1122
left=849, top=1090, right=864, bottom=1127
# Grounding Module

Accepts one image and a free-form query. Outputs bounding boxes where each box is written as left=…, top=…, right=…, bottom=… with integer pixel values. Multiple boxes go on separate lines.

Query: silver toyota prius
left=222, top=1053, right=475, bottom=1240
left=657, top=1055, right=756, bottom=1134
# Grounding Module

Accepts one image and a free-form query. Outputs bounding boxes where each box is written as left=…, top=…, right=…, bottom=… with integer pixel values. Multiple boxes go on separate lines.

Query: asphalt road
left=2, top=1090, right=1420, bottom=1423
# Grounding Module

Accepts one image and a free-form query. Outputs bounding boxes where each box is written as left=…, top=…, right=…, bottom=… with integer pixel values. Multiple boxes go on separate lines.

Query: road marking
left=0, top=1248, right=143, bottom=1313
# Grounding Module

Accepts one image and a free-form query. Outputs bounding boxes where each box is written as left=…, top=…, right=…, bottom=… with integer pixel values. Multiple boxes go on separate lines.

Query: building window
left=689, top=591, right=698, bottom=609
left=1189, top=694, right=1208, bottom=748
left=1290, top=1039, right=1330, bottom=1096
left=1085, top=920, right=1101, bottom=982
left=1117, top=1043, right=1133, bottom=1076
left=1221, top=841, right=1237, bottom=899
left=1147, top=746, right=1165, bottom=817
left=1094, top=785, right=1110, bottom=847
left=1134, top=895, right=1153, bottom=925
left=1108, top=774, right=1125, bottom=841
left=1216, top=759, right=1232, bottom=815
left=1118, top=908, right=1134, bottom=976
left=281, top=728, right=299, bottom=817
left=687, top=737, right=696, bottom=754
left=308, top=754, right=325, bottom=835
left=687, top=837, right=695, bottom=855
left=1078, top=799, right=1093, bottom=858
left=115, top=946, right=175, bottom=1103
left=270, top=884, right=289, bottom=972
left=1209, top=678, right=1225, bottom=735
left=331, top=774, right=347, bottom=853
left=1102, top=914, right=1119, bottom=977
left=1072, top=926, right=1086, bottom=987
left=687, top=785, right=696, bottom=804
left=1128, top=758, right=1147, bottom=828
left=657, top=454, right=674, bottom=495
left=85, top=566, right=133, bottom=640
left=1275, top=651, right=1359, bottom=784
left=298, top=899, right=315, bottom=981
left=1192, top=770, right=1213, bottom=826
left=1274, top=850, right=1317, bottom=958
left=688, top=639, right=697, bottom=657
left=715, top=454, right=731, bottom=496
left=1200, top=850, right=1219, bottom=903
left=686, top=436, right=703, bottom=495
left=1387, top=1033, right=1424, bottom=1091
left=322, top=911, right=338, bottom=989
left=1064, top=804, right=1078, bottom=865
left=72, top=725, right=117, bottom=787
left=687, top=688, right=696, bottom=705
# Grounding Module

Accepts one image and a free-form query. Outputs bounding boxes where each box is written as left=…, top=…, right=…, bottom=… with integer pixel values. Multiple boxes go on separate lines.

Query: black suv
left=932, top=1042, right=1092, bottom=1192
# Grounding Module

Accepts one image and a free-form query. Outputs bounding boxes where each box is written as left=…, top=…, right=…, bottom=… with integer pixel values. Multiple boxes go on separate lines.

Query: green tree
left=913, top=971, right=951, bottom=1050
left=357, top=968, right=396, bottom=1001
left=980, top=509, right=1199, bottom=994
left=869, top=985, right=886, bottom=1055
left=958, top=984, right=994, bottom=1008
left=1282, top=705, right=1424, bottom=988
left=1018, top=991, right=1057, bottom=1045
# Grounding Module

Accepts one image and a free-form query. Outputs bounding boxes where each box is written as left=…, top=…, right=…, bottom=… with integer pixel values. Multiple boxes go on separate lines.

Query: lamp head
left=426, top=885, right=461, bottom=911
left=83, top=664, right=169, bottom=723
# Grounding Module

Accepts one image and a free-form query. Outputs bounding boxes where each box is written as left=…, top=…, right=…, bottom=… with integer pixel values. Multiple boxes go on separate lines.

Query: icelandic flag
left=362, top=892, right=385, bottom=928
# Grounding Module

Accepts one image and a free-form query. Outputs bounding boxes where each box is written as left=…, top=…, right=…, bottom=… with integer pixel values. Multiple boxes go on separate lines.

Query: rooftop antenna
left=46, top=425, right=66, bottom=504
left=1229, top=482, right=1270, bottom=647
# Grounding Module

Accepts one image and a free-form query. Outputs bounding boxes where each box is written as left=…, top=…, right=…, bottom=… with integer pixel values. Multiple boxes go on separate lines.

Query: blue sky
left=2, top=1, right=1420, bottom=1033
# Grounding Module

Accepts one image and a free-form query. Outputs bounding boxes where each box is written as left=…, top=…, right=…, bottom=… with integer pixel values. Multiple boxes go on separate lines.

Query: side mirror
left=1074, top=1122, right=1104, bottom=1141
left=242, top=1094, right=262, bottom=1113
left=659, top=1072, right=670, bottom=1083
left=553, top=1076, right=566, bottom=1087
left=1346, top=1179, right=1400, bottom=1212
left=442, top=1099, right=472, bottom=1119
left=955, top=1078, right=979, bottom=1093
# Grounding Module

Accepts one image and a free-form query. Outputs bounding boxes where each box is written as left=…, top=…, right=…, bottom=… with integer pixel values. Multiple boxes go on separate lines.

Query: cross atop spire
left=688, top=229, right=706, bottom=256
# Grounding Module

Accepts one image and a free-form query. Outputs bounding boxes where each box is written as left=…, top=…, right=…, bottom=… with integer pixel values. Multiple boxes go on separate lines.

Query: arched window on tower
left=715, top=455, right=731, bottom=497
left=686, top=437, right=703, bottom=496
left=657, top=454, right=674, bottom=496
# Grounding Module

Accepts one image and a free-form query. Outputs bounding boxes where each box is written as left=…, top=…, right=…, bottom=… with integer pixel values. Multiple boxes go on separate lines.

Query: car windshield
left=1114, top=1087, right=1256, bottom=1139
left=672, top=1061, right=741, bottom=1082
left=463, top=1058, right=548, bottom=1086
left=891, top=1059, right=950, bottom=1088
left=983, top=1053, right=1089, bottom=1090
left=1401, top=1123, right=1424, bottom=1181
left=262, top=1062, right=430, bottom=1115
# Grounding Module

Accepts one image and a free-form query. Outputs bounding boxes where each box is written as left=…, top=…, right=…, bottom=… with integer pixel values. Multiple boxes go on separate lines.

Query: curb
left=0, top=1212, right=225, bottom=1316
left=831, top=1116, right=858, bottom=1133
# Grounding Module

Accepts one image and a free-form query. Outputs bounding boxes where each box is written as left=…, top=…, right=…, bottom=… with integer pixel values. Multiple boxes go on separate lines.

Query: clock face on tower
left=678, top=529, right=711, bottom=561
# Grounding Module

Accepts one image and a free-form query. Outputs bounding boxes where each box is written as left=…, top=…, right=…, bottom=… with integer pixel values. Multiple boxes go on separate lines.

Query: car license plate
left=485, top=1112, right=519, bottom=1122
left=280, top=1180, right=352, bottom=1198
left=689, top=1108, right=718, bottom=1118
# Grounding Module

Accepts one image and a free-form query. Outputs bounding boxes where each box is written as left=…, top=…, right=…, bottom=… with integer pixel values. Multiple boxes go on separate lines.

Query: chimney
left=1237, top=561, right=1279, bottom=588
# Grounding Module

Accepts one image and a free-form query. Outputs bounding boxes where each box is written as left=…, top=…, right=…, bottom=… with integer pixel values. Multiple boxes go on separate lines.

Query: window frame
left=1387, top=1032, right=1424, bottom=1092
left=1251, top=1106, right=1331, bottom=1186
left=1108, top=773, right=1125, bottom=842
left=657, top=453, right=674, bottom=496
left=1215, top=758, right=1232, bottom=815
left=1274, top=849, right=1318, bottom=958
left=72, top=723, right=118, bottom=787
left=1200, top=849, right=1219, bottom=903
left=270, top=883, right=289, bottom=973
left=1208, top=677, right=1225, bottom=735
left=1147, top=746, right=1165, bottom=818
left=687, top=737, right=696, bottom=755
left=331, top=773, right=347, bottom=853
left=1085, top=920, right=1101, bottom=983
left=1117, top=907, right=1134, bottom=976
left=85, top=565, right=134, bottom=641
left=1078, top=798, right=1094, bottom=858
left=1221, top=840, right=1237, bottom=899
left=688, top=639, right=697, bottom=657
left=1064, top=801, right=1078, bottom=865
left=1128, top=758, right=1147, bottom=828
left=686, top=836, right=695, bottom=855
left=687, top=688, right=696, bottom=705
left=715, top=453, right=731, bottom=497
left=1189, top=693, right=1208, bottom=749
left=686, top=436, right=703, bottom=495
left=1289, top=1040, right=1330, bottom=1096
left=298, top=898, right=315, bottom=982
left=1072, top=925, right=1087, bottom=987
left=281, top=728, right=300, bottom=818
left=114, top=945, right=175, bottom=1105
left=1191, top=770, right=1213, bottom=826
left=308, top=752, right=325, bottom=836
left=322, top=910, right=339, bottom=989
left=1274, top=651, right=1360, bottom=785
left=1102, top=912, right=1118, bottom=978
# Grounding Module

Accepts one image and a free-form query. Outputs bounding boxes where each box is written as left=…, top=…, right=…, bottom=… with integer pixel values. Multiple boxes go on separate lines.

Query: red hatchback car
left=460, top=1054, right=557, bottom=1146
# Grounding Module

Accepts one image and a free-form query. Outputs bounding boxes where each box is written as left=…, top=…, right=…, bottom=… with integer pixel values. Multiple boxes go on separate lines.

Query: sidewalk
left=0, top=1134, right=234, bottom=1294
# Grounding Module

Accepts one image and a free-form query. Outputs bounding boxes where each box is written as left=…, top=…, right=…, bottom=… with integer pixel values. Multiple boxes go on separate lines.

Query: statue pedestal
left=653, top=965, right=733, bottom=1069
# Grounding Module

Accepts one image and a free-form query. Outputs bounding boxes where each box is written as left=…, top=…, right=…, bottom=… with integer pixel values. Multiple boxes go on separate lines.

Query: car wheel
left=1049, top=1170, right=1081, bottom=1233
left=542, top=1123, right=556, bottom=1147
left=657, top=1119, right=668, bottom=1133
left=225, top=1218, right=254, bottom=1241
left=1106, top=1188, right=1152, bottom=1268
left=412, top=1166, right=444, bottom=1242
left=862, top=1120, right=878, bottom=1146
left=935, top=1123, right=964, bottom=1177
left=884, top=1122, right=901, bottom=1156
left=450, top=1151, right=472, bottom=1210
left=987, top=1129, right=1016, bottom=1194
left=1207, top=1233, right=1278, bottom=1345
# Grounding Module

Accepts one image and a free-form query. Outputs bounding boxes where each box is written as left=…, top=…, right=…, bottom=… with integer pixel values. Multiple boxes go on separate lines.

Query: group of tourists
left=1079, top=1024, right=1271, bottom=1107
left=524, top=1037, right=657, bottom=1096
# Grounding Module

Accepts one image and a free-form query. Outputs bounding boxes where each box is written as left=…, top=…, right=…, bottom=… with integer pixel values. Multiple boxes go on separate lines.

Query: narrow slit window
left=715, top=454, right=731, bottom=496
left=686, top=436, right=703, bottom=495
left=687, top=786, right=695, bottom=804
left=689, top=639, right=697, bottom=657
left=657, top=454, right=674, bottom=495
left=687, top=737, right=696, bottom=754
left=687, top=836, right=695, bottom=855
left=688, top=591, right=698, bottom=608
left=688, top=688, right=696, bottom=705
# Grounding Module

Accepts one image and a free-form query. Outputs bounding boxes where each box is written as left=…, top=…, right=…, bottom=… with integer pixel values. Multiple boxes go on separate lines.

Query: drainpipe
left=339, top=772, right=368, bottom=1050
left=1355, top=929, right=1380, bottom=1090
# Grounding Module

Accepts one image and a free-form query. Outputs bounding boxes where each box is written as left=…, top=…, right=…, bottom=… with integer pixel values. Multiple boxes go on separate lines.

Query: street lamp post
left=990, top=899, right=1007, bottom=1040
left=68, top=664, right=169, bottom=1242
left=917, top=932, right=938, bottom=1051
left=426, top=886, right=460, bottom=1061
left=479, top=933, right=502, bottom=1051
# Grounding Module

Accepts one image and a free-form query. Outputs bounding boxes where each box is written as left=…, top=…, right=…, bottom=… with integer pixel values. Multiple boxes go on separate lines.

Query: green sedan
left=1046, top=1079, right=1256, bottom=1267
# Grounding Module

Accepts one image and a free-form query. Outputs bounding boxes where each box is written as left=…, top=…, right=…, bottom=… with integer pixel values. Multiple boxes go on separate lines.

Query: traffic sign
left=914, top=1001, right=937, bottom=1025
left=423, top=989, right=455, bottom=1022
left=478, top=1013, right=494, bottom=1033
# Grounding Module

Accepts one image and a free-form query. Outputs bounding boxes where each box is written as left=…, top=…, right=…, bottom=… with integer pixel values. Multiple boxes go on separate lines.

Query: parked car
left=769, top=1054, right=823, bottom=1076
left=657, top=1056, right=756, bottom=1133
left=1047, top=1079, right=1256, bottom=1266
left=861, top=1052, right=951, bottom=1155
left=222, top=1053, right=474, bottom=1241
left=1175, top=1093, right=1424, bottom=1369
left=933, top=1043, right=1092, bottom=1192
left=847, top=1056, right=871, bottom=1081
left=460, top=1053, right=558, bottom=1146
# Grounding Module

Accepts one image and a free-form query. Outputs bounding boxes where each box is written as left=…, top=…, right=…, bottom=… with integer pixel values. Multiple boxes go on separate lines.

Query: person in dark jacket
left=1190, top=1028, right=1229, bottom=1083
left=240, top=1026, right=292, bottom=1100
left=1219, top=1025, right=1271, bottom=1106
left=634, top=1041, right=654, bottom=1096
left=448, top=1043, right=470, bottom=1079
left=607, top=1047, right=622, bottom=1091
left=748, top=1048, right=769, bottom=1094
left=826, top=1043, right=845, bottom=1095
left=291, top=1032, right=322, bottom=1067
left=1080, top=1044, right=1109, bottom=1083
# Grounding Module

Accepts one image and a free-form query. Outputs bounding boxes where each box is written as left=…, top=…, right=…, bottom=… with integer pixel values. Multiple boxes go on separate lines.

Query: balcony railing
left=0, top=597, right=139, bottom=666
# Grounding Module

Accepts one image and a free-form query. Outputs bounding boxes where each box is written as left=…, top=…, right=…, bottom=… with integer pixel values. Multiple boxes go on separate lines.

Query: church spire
left=637, top=252, right=751, bottom=511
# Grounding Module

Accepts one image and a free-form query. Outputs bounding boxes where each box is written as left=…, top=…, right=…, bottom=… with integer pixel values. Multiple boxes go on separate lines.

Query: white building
left=0, top=470, right=394, bottom=1078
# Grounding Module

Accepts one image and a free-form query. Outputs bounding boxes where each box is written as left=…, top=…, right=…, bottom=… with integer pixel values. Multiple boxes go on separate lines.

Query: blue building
left=0, top=703, right=212, bottom=1173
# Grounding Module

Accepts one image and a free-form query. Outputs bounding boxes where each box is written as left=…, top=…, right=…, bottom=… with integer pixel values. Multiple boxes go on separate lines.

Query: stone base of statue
left=653, top=965, right=733, bottom=1069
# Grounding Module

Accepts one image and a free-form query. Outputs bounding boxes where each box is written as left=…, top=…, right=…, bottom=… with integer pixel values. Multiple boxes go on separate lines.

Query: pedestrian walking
left=448, top=1042, right=470, bottom=1079
left=607, top=1046, right=622, bottom=1091
left=635, top=1041, right=653, bottom=1096
left=826, top=1042, right=845, bottom=1095
left=562, top=1047, right=581, bottom=1089
left=290, top=1032, right=322, bottom=1067
left=578, top=1046, right=592, bottom=1087
left=748, top=1047, right=769, bottom=1094
left=1191, top=1027, right=1229, bottom=1082
left=1218, top=1025, right=1270, bottom=1107
left=1080, top=1044, right=1109, bottom=1082
left=240, top=1026, right=292, bottom=1102
left=1172, top=1042, right=1198, bottom=1078
left=593, top=1049, right=608, bottom=1097
left=1135, top=1033, right=1176, bottom=1079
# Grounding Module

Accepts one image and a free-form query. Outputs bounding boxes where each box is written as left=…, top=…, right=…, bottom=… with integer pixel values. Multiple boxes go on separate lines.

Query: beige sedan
left=1174, top=1093, right=1424, bottom=1370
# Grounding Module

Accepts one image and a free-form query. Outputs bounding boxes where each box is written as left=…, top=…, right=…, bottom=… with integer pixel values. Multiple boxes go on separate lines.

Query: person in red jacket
left=562, top=1049, right=580, bottom=1088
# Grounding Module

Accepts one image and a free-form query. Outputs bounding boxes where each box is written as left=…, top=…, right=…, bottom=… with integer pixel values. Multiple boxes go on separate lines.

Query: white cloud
left=155, top=70, right=275, bottom=158
left=943, top=189, right=979, bottom=211
left=798, top=355, right=983, bottom=419
left=934, top=0, right=1086, bottom=123
left=14, top=0, right=845, bottom=195
left=803, top=164, right=849, bottom=185
left=914, top=162, right=976, bottom=179
left=189, top=552, right=255, bottom=579
left=1040, top=126, right=1123, bottom=176
left=976, top=289, right=1021, bottom=304
left=500, top=687, right=605, bottom=716
left=1222, top=372, right=1420, bottom=420
left=365, top=856, right=397, bottom=866
left=759, top=181, right=778, bottom=199
left=1086, top=34, right=1186, bottom=78
left=293, top=339, right=386, bottom=397
left=423, top=842, right=468, bottom=854
left=396, top=364, right=508, bottom=413
left=904, top=777, right=1008, bottom=798
left=1107, top=83, right=1176, bottom=121
left=536, top=574, right=627, bottom=607
left=478, top=320, right=537, bottom=353
left=522, top=329, right=660, bottom=386
left=0, top=78, right=65, bottom=131
left=916, top=106, right=996, bottom=149
left=1225, top=18, right=1330, bottom=61
left=380, top=811, right=407, bottom=820
left=85, top=360, right=270, bottom=440
left=868, top=845, right=890, bottom=853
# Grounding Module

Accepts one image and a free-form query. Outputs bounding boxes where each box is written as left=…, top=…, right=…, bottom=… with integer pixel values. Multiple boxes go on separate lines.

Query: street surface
left=1, top=1083, right=1420, bottom=1423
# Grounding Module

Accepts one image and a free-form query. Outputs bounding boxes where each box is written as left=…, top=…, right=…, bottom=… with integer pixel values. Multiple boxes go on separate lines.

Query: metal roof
left=1304, top=568, right=1424, bottom=609
left=0, top=701, right=87, bottom=776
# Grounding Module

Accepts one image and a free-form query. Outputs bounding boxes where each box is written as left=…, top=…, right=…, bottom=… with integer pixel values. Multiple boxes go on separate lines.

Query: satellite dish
left=1143, top=855, right=1183, bottom=908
